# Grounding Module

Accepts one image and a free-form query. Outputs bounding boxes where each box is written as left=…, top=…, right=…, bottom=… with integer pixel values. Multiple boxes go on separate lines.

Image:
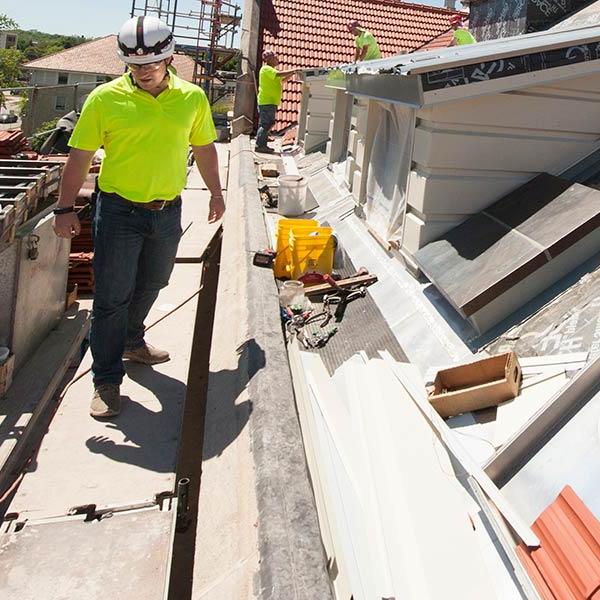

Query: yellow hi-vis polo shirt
left=257, top=65, right=282, bottom=106
left=454, top=28, right=476, bottom=45
left=69, top=73, right=216, bottom=203
left=355, top=29, right=381, bottom=61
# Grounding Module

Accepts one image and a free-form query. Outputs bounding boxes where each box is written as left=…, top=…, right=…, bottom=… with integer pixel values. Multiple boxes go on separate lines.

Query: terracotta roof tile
left=417, top=19, right=471, bottom=51
left=517, top=486, right=600, bottom=600
left=259, top=0, right=466, bottom=131
left=23, top=35, right=196, bottom=82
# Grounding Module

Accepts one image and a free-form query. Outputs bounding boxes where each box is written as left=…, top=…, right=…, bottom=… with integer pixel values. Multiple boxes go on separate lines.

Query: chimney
left=444, top=0, right=457, bottom=9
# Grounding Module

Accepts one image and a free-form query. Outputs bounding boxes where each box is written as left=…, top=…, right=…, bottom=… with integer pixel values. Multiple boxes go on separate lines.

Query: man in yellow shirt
left=53, top=16, right=225, bottom=418
left=450, top=15, right=476, bottom=46
left=348, top=20, right=382, bottom=62
left=256, top=50, right=297, bottom=153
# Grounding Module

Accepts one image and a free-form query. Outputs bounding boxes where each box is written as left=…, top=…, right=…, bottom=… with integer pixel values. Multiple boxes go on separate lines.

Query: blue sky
left=4, top=0, right=449, bottom=37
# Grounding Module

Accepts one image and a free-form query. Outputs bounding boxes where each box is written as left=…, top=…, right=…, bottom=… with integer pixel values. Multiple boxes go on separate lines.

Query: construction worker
left=450, top=15, right=476, bottom=46
left=52, top=16, right=225, bottom=419
left=348, top=20, right=382, bottom=62
left=256, top=50, right=297, bottom=153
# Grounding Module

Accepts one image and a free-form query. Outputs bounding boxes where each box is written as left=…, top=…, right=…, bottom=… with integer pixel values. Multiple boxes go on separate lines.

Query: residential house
left=0, top=31, right=18, bottom=49
left=22, top=35, right=196, bottom=134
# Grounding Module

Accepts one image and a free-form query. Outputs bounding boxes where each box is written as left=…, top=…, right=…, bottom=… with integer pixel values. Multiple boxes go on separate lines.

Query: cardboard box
left=429, top=352, right=522, bottom=418
left=0, top=354, right=15, bottom=399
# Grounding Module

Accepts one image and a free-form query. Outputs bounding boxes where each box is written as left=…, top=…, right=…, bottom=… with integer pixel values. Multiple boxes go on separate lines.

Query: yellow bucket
left=289, top=226, right=334, bottom=280
left=274, top=218, right=319, bottom=278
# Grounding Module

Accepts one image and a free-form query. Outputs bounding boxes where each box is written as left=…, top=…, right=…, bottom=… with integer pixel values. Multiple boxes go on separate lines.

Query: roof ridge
left=356, top=0, right=467, bottom=15
left=23, top=34, right=116, bottom=68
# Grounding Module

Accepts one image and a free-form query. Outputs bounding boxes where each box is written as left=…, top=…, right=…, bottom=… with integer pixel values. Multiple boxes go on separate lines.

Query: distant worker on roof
left=53, top=16, right=225, bottom=419
left=348, top=20, right=382, bottom=62
left=256, top=50, right=298, bottom=153
left=449, top=14, right=476, bottom=46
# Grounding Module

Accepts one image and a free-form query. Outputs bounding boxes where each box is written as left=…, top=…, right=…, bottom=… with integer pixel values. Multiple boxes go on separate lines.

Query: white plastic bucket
left=278, top=175, right=308, bottom=217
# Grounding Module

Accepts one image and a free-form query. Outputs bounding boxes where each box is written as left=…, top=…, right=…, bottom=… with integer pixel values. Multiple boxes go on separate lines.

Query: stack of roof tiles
left=518, top=485, right=600, bottom=600
left=68, top=174, right=97, bottom=294
left=259, top=0, right=465, bottom=130
left=0, top=130, right=29, bottom=157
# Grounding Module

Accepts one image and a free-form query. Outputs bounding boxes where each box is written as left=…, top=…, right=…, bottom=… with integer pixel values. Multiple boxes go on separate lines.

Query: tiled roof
left=517, top=485, right=600, bottom=600
left=23, top=35, right=196, bottom=82
left=259, top=0, right=466, bottom=130
left=417, top=20, right=470, bottom=52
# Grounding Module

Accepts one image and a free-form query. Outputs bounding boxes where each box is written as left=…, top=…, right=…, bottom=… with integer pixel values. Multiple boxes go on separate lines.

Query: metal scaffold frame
left=130, top=0, right=240, bottom=98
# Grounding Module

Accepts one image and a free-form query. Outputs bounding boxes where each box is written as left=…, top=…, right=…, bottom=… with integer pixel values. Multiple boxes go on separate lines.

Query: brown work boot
left=123, top=342, right=170, bottom=365
left=90, top=384, right=121, bottom=418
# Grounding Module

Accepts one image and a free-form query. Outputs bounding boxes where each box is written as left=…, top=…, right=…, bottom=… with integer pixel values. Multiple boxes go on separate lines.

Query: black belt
left=101, top=191, right=181, bottom=212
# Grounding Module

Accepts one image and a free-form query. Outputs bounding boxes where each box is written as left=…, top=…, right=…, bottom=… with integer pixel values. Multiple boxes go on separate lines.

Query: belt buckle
left=156, top=200, right=167, bottom=211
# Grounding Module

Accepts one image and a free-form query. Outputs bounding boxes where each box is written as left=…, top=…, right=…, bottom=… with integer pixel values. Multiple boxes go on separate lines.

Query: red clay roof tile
left=518, top=486, right=600, bottom=600
left=259, top=0, right=466, bottom=131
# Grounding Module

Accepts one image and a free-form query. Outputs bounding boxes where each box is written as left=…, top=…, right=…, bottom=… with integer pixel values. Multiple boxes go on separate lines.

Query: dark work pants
left=90, top=192, right=182, bottom=386
left=256, top=104, right=277, bottom=148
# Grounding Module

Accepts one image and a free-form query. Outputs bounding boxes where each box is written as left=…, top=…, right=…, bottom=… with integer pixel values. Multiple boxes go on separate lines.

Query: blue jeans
left=91, top=192, right=182, bottom=386
left=256, top=104, right=277, bottom=148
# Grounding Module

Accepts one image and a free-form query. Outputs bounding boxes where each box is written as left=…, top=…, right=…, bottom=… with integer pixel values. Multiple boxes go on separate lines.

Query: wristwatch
left=53, top=206, right=75, bottom=215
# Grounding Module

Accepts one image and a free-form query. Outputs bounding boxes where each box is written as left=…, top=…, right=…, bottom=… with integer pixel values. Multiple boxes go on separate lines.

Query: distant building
left=22, top=35, right=196, bottom=134
left=0, top=31, right=18, bottom=49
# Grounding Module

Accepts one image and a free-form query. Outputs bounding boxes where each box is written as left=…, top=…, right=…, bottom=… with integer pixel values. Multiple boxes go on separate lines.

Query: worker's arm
left=191, top=142, right=225, bottom=223
left=357, top=45, right=368, bottom=61
left=277, top=68, right=297, bottom=81
left=53, top=148, right=95, bottom=238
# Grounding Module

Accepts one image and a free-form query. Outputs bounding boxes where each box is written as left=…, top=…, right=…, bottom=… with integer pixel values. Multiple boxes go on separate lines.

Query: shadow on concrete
left=202, top=338, right=265, bottom=459
left=83, top=338, right=266, bottom=471
left=85, top=363, right=187, bottom=473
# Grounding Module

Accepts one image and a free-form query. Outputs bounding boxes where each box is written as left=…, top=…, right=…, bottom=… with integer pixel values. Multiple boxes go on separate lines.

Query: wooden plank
left=519, top=352, right=589, bottom=367
left=0, top=304, right=91, bottom=498
left=379, top=351, right=540, bottom=548
left=304, top=274, right=378, bottom=297
left=9, top=264, right=202, bottom=520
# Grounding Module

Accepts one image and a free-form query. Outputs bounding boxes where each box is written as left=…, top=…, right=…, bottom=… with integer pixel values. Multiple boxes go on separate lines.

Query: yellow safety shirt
left=257, top=65, right=282, bottom=106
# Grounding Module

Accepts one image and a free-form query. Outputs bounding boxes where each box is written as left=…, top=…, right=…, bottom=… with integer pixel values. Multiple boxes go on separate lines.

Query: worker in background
left=449, top=15, right=476, bottom=46
left=348, top=20, right=382, bottom=62
left=53, top=16, right=225, bottom=419
left=256, top=50, right=297, bottom=154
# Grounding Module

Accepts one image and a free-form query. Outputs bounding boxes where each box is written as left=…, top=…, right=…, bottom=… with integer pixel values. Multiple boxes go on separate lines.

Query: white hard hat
left=117, top=16, right=175, bottom=65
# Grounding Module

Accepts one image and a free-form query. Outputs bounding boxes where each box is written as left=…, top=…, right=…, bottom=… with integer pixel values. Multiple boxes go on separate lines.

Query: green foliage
left=16, top=29, right=90, bottom=61
left=221, top=54, right=240, bottom=72
left=0, top=48, right=23, bottom=107
left=0, top=14, right=18, bottom=30
left=31, top=118, right=59, bottom=153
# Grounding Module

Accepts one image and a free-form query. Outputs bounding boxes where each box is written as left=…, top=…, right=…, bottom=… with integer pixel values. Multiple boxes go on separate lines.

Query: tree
left=0, top=14, right=19, bottom=108
left=0, top=48, right=23, bottom=107
left=31, top=118, right=59, bottom=153
left=0, top=14, right=17, bottom=30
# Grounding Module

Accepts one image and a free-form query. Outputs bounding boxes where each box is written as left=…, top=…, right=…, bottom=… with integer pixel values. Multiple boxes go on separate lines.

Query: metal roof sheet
left=343, top=24, right=600, bottom=76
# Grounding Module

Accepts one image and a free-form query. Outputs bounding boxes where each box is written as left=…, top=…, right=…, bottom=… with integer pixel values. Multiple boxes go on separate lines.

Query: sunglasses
left=129, top=60, right=165, bottom=72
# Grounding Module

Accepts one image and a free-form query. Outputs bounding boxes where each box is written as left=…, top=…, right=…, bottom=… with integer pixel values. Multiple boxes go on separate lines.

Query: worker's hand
left=53, top=212, right=81, bottom=238
left=208, top=194, right=225, bottom=223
